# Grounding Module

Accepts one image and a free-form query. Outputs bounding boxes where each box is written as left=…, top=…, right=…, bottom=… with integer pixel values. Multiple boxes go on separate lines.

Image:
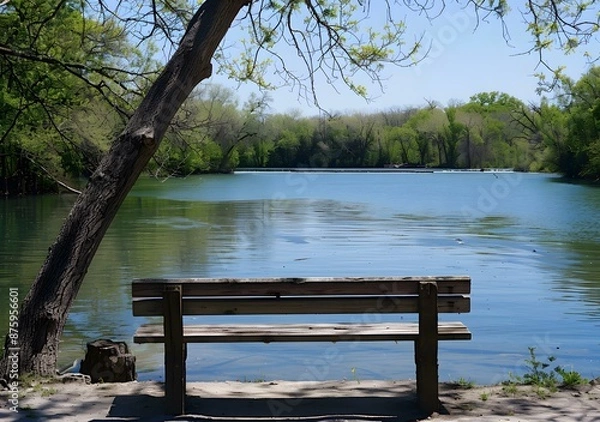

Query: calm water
left=1, top=171, right=599, bottom=384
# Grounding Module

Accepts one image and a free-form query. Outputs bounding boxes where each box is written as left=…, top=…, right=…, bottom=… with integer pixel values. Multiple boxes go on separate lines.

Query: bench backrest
left=132, top=276, right=470, bottom=317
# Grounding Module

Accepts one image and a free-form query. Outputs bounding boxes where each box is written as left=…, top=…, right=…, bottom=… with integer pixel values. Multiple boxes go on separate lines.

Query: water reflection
left=552, top=241, right=600, bottom=319
left=1, top=173, right=599, bottom=384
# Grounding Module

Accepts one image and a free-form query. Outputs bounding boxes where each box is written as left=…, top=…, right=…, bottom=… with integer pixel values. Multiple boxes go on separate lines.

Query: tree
left=0, top=0, right=153, bottom=195
left=218, top=93, right=271, bottom=171
left=454, top=109, right=484, bottom=169
left=1, top=0, right=247, bottom=378
left=150, top=85, right=258, bottom=176
left=406, top=107, right=447, bottom=167
left=463, top=92, right=533, bottom=169
left=335, top=113, right=378, bottom=167
left=559, top=67, right=600, bottom=179
left=266, top=113, right=314, bottom=167
left=385, top=126, right=419, bottom=165
left=442, top=107, right=465, bottom=168
left=522, top=100, right=568, bottom=172
left=2, top=0, right=598, bottom=379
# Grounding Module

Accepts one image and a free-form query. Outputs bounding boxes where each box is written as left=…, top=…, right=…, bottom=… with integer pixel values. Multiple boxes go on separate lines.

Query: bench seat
left=134, top=322, right=471, bottom=343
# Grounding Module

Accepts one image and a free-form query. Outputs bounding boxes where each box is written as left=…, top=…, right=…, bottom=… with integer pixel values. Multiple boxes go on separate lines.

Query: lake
left=1, top=171, right=599, bottom=385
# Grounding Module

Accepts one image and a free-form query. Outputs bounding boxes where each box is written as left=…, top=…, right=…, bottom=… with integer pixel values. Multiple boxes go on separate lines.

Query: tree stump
left=80, top=339, right=136, bottom=383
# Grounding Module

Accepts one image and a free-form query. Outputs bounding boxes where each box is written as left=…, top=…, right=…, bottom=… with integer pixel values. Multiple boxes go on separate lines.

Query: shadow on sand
left=2, top=381, right=446, bottom=422
left=96, top=393, right=433, bottom=422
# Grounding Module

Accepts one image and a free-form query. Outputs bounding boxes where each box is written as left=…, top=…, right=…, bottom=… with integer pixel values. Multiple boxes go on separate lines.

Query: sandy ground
left=1, top=378, right=600, bottom=422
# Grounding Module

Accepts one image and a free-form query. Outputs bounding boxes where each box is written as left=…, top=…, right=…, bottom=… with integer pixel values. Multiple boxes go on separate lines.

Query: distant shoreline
left=235, top=167, right=517, bottom=174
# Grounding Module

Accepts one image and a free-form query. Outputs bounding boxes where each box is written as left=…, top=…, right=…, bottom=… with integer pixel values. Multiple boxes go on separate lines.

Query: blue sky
left=207, top=2, right=594, bottom=116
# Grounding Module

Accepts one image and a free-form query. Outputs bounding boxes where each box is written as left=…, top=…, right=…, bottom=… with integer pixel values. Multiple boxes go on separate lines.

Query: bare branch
left=24, top=155, right=83, bottom=194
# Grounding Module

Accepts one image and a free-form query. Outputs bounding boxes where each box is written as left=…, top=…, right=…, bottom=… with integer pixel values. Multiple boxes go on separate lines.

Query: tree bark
left=1, top=0, right=249, bottom=378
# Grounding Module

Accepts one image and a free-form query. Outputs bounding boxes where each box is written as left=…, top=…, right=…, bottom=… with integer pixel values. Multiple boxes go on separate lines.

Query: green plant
left=508, top=347, right=588, bottom=390
left=452, top=377, right=476, bottom=389
left=509, top=347, right=558, bottom=389
left=555, top=366, right=588, bottom=387
left=480, top=392, right=489, bottom=401
left=19, top=373, right=41, bottom=388
left=501, top=382, right=518, bottom=396
left=41, top=387, right=57, bottom=397
left=533, top=385, right=555, bottom=399
left=239, top=375, right=267, bottom=383
left=17, top=373, right=56, bottom=393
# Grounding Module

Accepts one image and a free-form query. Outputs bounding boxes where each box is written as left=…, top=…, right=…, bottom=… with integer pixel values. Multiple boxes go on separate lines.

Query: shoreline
left=2, top=378, right=599, bottom=421
left=235, top=167, right=518, bottom=174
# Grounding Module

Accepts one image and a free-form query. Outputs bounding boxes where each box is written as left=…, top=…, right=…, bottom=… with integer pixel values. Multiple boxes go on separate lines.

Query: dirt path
left=1, top=379, right=599, bottom=421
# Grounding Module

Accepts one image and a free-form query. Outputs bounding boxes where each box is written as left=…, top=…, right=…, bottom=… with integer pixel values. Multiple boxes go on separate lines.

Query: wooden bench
left=132, top=276, right=471, bottom=415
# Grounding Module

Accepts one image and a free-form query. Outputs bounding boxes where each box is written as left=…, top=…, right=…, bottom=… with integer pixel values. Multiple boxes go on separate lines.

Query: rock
left=80, top=339, right=136, bottom=383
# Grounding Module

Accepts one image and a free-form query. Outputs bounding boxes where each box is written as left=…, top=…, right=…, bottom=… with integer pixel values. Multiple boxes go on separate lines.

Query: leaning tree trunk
left=1, top=0, right=249, bottom=378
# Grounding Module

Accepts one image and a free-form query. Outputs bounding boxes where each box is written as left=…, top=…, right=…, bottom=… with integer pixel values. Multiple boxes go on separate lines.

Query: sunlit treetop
left=466, top=91, right=526, bottom=111
left=519, top=0, right=600, bottom=91
left=1, top=0, right=598, bottom=108
left=214, top=0, right=598, bottom=107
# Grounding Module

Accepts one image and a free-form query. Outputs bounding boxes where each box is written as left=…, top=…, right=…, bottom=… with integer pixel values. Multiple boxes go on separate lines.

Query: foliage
left=176, top=87, right=584, bottom=175
left=452, top=377, right=476, bottom=389
left=501, top=382, right=518, bottom=395
left=0, top=0, right=152, bottom=194
left=555, top=365, right=588, bottom=387
left=512, top=66, right=600, bottom=180
left=522, top=0, right=599, bottom=91
left=511, top=347, right=559, bottom=389
left=8, top=78, right=589, bottom=180
left=220, top=0, right=426, bottom=105
left=507, top=347, right=588, bottom=391
left=5, top=58, right=600, bottom=183
left=560, top=67, right=600, bottom=179
left=2, top=1, right=599, bottom=193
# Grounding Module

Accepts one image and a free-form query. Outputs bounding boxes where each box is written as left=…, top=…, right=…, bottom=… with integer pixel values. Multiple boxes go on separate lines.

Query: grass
left=451, top=377, right=476, bottom=389
left=40, top=386, right=58, bottom=397
left=5, top=374, right=60, bottom=400
left=555, top=366, right=588, bottom=388
left=501, top=382, right=518, bottom=396
left=238, top=375, right=267, bottom=383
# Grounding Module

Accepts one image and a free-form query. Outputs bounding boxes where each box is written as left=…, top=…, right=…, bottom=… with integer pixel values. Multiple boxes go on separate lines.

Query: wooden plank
left=163, top=285, right=185, bottom=415
left=132, top=276, right=471, bottom=297
left=133, top=322, right=472, bottom=344
left=132, top=295, right=470, bottom=317
left=416, top=282, right=439, bottom=414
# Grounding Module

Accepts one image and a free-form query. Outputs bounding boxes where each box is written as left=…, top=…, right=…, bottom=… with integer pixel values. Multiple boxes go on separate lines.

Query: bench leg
left=416, top=281, right=439, bottom=414
left=164, top=285, right=186, bottom=415
left=165, top=341, right=186, bottom=415
left=415, top=340, right=438, bottom=414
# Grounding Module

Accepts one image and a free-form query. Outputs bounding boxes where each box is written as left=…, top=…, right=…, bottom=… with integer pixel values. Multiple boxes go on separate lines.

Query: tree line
left=0, top=2, right=598, bottom=194
left=2, top=3, right=599, bottom=197
left=3, top=69, right=600, bottom=196
left=115, top=67, right=600, bottom=181
left=88, top=68, right=600, bottom=182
